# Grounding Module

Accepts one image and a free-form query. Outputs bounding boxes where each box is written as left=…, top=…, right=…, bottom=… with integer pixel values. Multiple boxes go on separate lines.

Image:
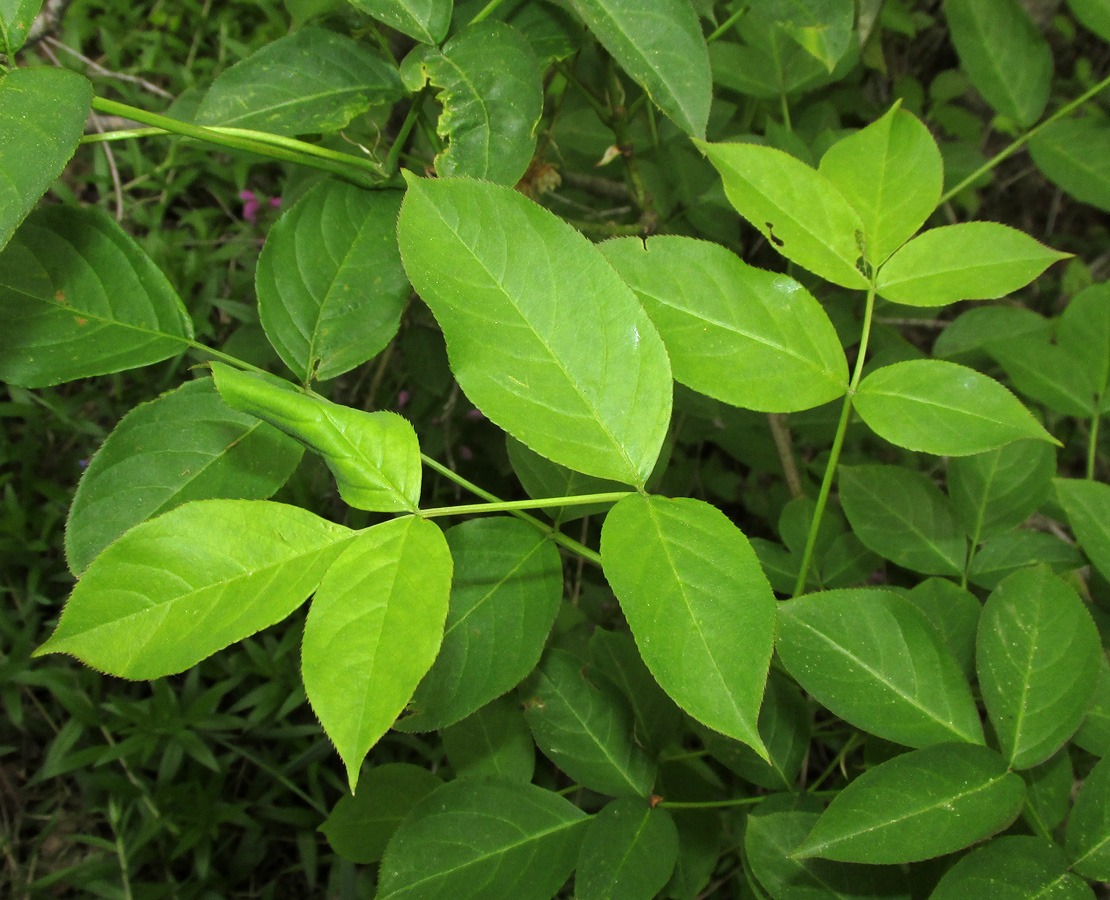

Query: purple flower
left=239, top=189, right=260, bottom=224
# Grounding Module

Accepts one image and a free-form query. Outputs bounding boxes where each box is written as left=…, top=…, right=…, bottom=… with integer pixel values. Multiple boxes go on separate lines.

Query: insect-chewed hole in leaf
left=854, top=230, right=873, bottom=280
left=765, top=221, right=785, bottom=248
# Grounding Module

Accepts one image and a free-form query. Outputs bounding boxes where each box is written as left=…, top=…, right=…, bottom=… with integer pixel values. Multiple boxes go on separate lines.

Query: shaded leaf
left=967, top=530, right=1084, bottom=590
left=576, top=800, right=679, bottom=900
left=506, top=436, right=626, bottom=523
left=933, top=304, right=1052, bottom=362
left=1067, top=753, right=1110, bottom=881
left=931, top=835, right=1094, bottom=900
left=441, top=696, right=536, bottom=783
left=1030, top=117, right=1110, bottom=213
left=989, top=334, right=1097, bottom=417
left=1074, top=655, right=1110, bottom=757
left=0, top=0, right=43, bottom=54
left=347, top=0, right=451, bottom=43
left=947, top=440, right=1055, bottom=544
left=1058, top=281, right=1110, bottom=398
left=1055, top=478, right=1110, bottom=583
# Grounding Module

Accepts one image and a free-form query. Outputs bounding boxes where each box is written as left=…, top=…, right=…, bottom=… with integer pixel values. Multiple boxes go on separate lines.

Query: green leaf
left=35, top=500, right=354, bottom=679
left=875, top=223, right=1070, bottom=307
left=0, top=0, right=43, bottom=54
left=399, top=517, right=563, bottom=732
left=507, top=437, right=626, bottom=523
left=65, top=378, right=304, bottom=575
left=347, top=0, right=451, bottom=43
left=441, top=697, right=536, bottom=783
left=1067, top=754, right=1110, bottom=880
left=658, top=763, right=723, bottom=900
left=945, top=0, right=1052, bottom=128
left=1058, top=281, right=1110, bottom=398
left=397, top=175, right=672, bottom=487
left=600, top=236, right=848, bottom=412
left=988, top=334, right=1098, bottom=417
left=320, top=763, right=442, bottom=864
left=696, top=140, right=869, bottom=289
left=854, top=359, right=1057, bottom=456
left=839, top=464, right=967, bottom=576
left=795, top=743, right=1025, bottom=863
left=400, top=23, right=543, bottom=186
left=947, top=440, right=1056, bottom=544
left=1055, top=478, right=1110, bottom=583
left=195, top=27, right=402, bottom=135
left=257, top=181, right=408, bottom=384
left=967, top=530, right=1084, bottom=590
left=303, top=516, right=451, bottom=790
left=904, top=578, right=981, bottom=678
left=0, top=206, right=193, bottom=387
left=1075, top=656, right=1110, bottom=757
left=745, top=808, right=911, bottom=900
left=1030, top=118, right=1110, bottom=213
left=1024, top=751, right=1075, bottom=834
left=931, top=835, right=1094, bottom=900
left=523, top=648, right=657, bottom=798
left=977, top=566, right=1102, bottom=769
left=818, top=104, right=942, bottom=266
left=933, top=304, right=1052, bottom=363
left=377, top=776, right=587, bottom=900
left=601, top=494, right=776, bottom=757
left=0, top=67, right=92, bottom=252
left=211, top=363, right=421, bottom=512
left=576, top=800, right=679, bottom=900
left=567, top=0, right=711, bottom=138
left=1069, top=0, right=1110, bottom=41
left=777, top=588, right=984, bottom=747
left=753, top=0, right=856, bottom=72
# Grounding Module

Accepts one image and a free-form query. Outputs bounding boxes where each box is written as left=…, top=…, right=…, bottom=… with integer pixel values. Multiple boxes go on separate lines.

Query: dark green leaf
left=441, top=697, right=536, bottom=783
left=65, top=378, right=303, bottom=575
left=931, top=835, right=1094, bottom=900
left=1058, top=281, right=1110, bottom=398
left=575, top=800, right=679, bottom=900
left=933, top=304, right=1052, bottom=362
left=1075, top=655, right=1110, bottom=757
left=0, top=0, right=42, bottom=54
left=397, top=175, right=672, bottom=487
left=967, top=530, right=1084, bottom=590
left=947, top=440, right=1055, bottom=544
left=753, top=0, right=855, bottom=71
left=989, top=334, right=1097, bottom=417
left=904, top=578, right=981, bottom=678
left=1024, top=750, right=1074, bottom=833
left=1055, top=478, right=1110, bottom=583
left=795, top=744, right=1025, bottom=863
left=1068, top=0, right=1110, bottom=41
left=0, top=206, right=193, bottom=387
left=1066, top=753, right=1110, bottom=880
left=347, top=0, right=451, bottom=43
left=35, top=500, right=354, bottom=679
left=507, top=436, right=625, bottom=523
left=1030, top=118, right=1110, bottom=213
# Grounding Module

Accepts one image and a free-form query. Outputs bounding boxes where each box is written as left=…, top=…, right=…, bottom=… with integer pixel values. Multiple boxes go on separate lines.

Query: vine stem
left=939, top=70, right=1110, bottom=204
left=792, top=279, right=878, bottom=597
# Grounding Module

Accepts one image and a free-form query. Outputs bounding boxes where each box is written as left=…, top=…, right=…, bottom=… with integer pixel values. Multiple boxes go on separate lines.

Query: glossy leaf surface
left=1067, top=754, right=1110, bottom=880
left=401, top=517, right=563, bottom=732
left=777, top=589, right=983, bottom=747
left=1055, top=478, right=1110, bottom=582
left=257, top=181, right=408, bottom=383
left=0, top=67, right=92, bottom=252
left=931, top=835, right=1094, bottom=900
left=0, top=206, right=193, bottom=387
left=698, top=140, right=869, bottom=289
left=65, top=378, right=303, bottom=574
left=36, top=501, right=354, bottom=679
left=977, top=566, right=1102, bottom=769
left=303, top=516, right=452, bottom=790
left=601, top=494, right=775, bottom=756
left=796, top=744, right=1025, bottom=863
left=398, top=175, right=672, bottom=487
left=377, top=777, right=587, bottom=900
left=348, top=0, right=450, bottom=43
left=211, top=363, right=421, bottom=512
left=195, top=27, right=402, bottom=135
left=854, top=359, right=1056, bottom=456
left=600, top=236, right=848, bottom=412
left=575, top=800, right=679, bottom=900
left=400, top=22, right=542, bottom=186
left=568, top=0, right=712, bottom=138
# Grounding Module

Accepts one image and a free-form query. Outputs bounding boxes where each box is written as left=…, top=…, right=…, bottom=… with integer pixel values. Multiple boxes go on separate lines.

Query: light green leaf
left=211, top=363, right=421, bottom=512
left=399, top=517, right=563, bottom=732
left=818, top=104, right=942, bottom=266
left=600, top=236, right=848, bottom=412
left=0, top=67, right=92, bottom=252
left=347, top=0, right=450, bottom=43
left=576, top=800, right=679, bottom=900
left=1055, top=478, right=1110, bottom=583
left=257, top=181, right=408, bottom=384
left=967, top=530, right=1084, bottom=590
left=945, top=0, right=1052, bottom=127
left=0, top=0, right=43, bottom=55
left=854, top=359, right=1057, bottom=456
left=697, top=140, right=869, bottom=289
left=0, top=206, right=193, bottom=387
left=600, top=494, right=776, bottom=757
left=303, top=516, right=451, bottom=790
left=507, top=436, right=626, bottom=523
left=320, top=763, right=442, bottom=864
left=839, top=464, right=967, bottom=576
left=441, top=696, right=536, bottom=783
left=65, top=378, right=303, bottom=575
left=1030, top=117, right=1110, bottom=213
left=932, top=835, right=1095, bottom=900
left=523, top=648, right=657, bottom=798
left=752, top=0, right=855, bottom=72
left=875, top=223, right=1070, bottom=307
left=568, top=0, right=711, bottom=138
left=1059, top=281, right=1110, bottom=398
left=977, top=566, right=1102, bottom=769
left=947, top=440, right=1056, bottom=544
left=377, top=776, right=587, bottom=900
left=195, top=27, right=402, bottom=135
left=401, top=22, right=542, bottom=186
left=35, top=500, right=354, bottom=679
left=777, top=589, right=984, bottom=747
left=795, top=744, right=1025, bottom=863
left=1067, top=754, right=1110, bottom=880
left=988, top=334, right=1098, bottom=417
left=397, top=175, right=672, bottom=487
left=904, top=578, right=981, bottom=678
left=1069, top=0, right=1110, bottom=41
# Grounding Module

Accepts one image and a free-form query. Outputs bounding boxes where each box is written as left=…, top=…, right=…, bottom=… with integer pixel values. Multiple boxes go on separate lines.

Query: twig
left=43, top=36, right=173, bottom=98
left=89, top=112, right=125, bottom=221
left=768, top=413, right=803, bottom=499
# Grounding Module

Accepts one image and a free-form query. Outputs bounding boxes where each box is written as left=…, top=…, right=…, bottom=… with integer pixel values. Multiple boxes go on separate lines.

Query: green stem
left=707, top=6, right=748, bottom=42
left=552, top=60, right=612, bottom=125
left=939, top=70, right=1110, bottom=204
left=792, top=280, right=878, bottom=597
left=658, top=795, right=764, bottom=810
left=1088, top=412, right=1101, bottom=480
left=468, top=0, right=508, bottom=25
left=420, top=492, right=631, bottom=519
left=384, top=94, right=424, bottom=175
